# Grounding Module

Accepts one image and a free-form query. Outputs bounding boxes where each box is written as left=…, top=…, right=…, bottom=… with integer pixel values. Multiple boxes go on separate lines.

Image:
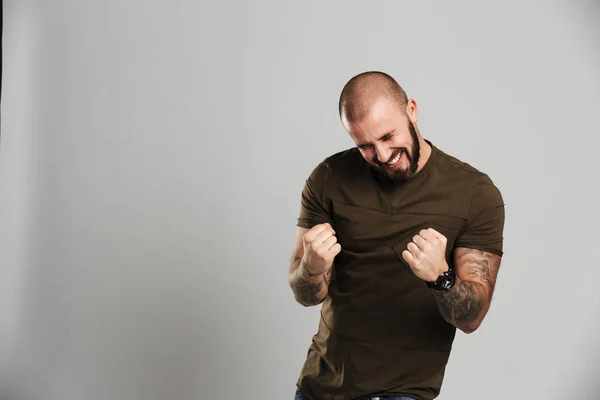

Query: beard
left=371, top=120, right=421, bottom=184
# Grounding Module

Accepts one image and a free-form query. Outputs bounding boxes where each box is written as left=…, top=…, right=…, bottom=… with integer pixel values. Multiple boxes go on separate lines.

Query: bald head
left=338, top=71, right=408, bottom=123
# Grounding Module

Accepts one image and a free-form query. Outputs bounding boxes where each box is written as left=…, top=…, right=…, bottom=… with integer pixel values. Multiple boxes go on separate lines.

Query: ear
left=406, top=98, right=418, bottom=124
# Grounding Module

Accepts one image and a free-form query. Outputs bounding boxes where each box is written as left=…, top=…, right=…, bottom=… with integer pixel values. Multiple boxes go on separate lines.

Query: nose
left=374, top=144, right=392, bottom=163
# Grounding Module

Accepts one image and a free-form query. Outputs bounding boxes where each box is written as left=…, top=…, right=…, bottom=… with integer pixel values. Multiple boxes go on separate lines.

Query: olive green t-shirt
left=295, top=140, right=505, bottom=400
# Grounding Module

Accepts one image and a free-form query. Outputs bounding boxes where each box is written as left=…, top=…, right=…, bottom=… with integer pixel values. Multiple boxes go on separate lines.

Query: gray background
left=1, top=0, right=599, bottom=399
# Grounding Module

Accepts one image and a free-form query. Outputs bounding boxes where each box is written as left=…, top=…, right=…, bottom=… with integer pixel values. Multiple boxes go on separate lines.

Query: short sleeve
left=297, top=160, right=333, bottom=229
left=454, top=174, right=505, bottom=256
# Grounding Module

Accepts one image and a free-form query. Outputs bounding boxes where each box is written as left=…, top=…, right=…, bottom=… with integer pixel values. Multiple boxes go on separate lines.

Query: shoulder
left=435, top=146, right=485, bottom=178
left=435, top=146, right=502, bottom=193
left=308, top=147, right=364, bottom=180
left=433, top=145, right=504, bottom=217
left=324, top=147, right=363, bottom=170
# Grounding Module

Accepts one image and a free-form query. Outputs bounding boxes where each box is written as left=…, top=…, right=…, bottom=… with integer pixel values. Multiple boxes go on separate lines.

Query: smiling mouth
left=384, top=151, right=403, bottom=167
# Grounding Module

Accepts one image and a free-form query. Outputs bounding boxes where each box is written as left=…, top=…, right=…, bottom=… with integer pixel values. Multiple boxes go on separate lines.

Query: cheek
left=360, top=150, right=377, bottom=163
left=393, top=138, right=411, bottom=149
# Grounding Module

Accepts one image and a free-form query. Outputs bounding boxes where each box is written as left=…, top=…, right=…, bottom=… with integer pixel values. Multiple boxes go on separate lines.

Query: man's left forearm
left=431, top=277, right=490, bottom=334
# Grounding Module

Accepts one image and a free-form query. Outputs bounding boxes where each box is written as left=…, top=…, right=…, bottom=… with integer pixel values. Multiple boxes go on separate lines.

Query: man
left=288, top=71, right=505, bottom=400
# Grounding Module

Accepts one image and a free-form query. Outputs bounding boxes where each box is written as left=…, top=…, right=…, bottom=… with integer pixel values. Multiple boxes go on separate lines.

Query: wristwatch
left=426, top=267, right=456, bottom=291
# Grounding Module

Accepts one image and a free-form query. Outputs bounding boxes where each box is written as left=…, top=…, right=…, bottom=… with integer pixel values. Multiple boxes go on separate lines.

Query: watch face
left=442, top=274, right=456, bottom=290
left=441, top=279, right=453, bottom=289
left=427, top=271, right=455, bottom=291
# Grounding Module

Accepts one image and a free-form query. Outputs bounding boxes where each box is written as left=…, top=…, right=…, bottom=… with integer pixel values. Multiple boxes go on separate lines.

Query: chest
left=329, top=185, right=469, bottom=275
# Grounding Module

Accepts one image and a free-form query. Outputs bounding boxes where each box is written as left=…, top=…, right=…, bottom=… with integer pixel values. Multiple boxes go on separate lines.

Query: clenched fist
left=402, top=228, right=449, bottom=282
left=302, top=223, right=342, bottom=276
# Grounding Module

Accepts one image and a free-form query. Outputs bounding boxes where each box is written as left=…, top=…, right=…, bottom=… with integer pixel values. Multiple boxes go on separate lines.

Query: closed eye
left=358, top=131, right=395, bottom=150
left=381, top=132, right=395, bottom=141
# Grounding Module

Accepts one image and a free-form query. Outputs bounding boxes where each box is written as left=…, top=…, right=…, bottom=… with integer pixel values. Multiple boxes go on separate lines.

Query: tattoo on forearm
left=433, top=248, right=501, bottom=329
left=296, top=279, right=323, bottom=305
left=292, top=259, right=326, bottom=305
left=433, top=280, right=483, bottom=326
left=300, top=259, right=318, bottom=279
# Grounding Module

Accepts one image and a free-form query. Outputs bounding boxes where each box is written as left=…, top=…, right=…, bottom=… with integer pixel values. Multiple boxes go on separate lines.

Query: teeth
left=387, top=153, right=401, bottom=164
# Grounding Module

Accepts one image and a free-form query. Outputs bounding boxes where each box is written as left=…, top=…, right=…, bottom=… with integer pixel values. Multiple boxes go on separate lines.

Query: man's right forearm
left=289, top=258, right=331, bottom=307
